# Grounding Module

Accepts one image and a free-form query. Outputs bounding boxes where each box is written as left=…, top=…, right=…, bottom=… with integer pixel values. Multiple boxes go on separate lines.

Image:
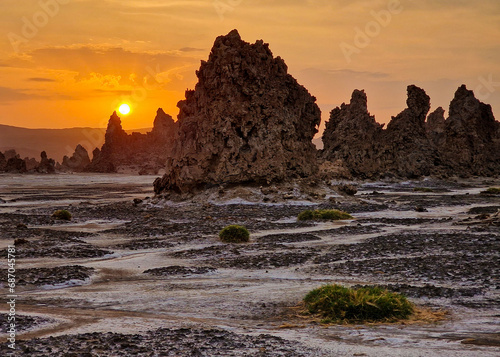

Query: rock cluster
left=61, top=145, right=91, bottom=172
left=86, top=109, right=176, bottom=174
left=322, top=85, right=500, bottom=178
left=37, top=151, right=55, bottom=173
left=154, top=29, right=321, bottom=193
left=0, top=149, right=57, bottom=174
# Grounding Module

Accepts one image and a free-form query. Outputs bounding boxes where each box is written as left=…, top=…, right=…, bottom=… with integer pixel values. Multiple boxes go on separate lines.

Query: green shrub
left=219, top=225, right=250, bottom=243
left=298, top=209, right=353, bottom=221
left=413, top=187, right=433, bottom=193
left=481, top=187, right=500, bottom=195
left=52, top=209, right=72, bottom=221
left=304, top=284, right=414, bottom=323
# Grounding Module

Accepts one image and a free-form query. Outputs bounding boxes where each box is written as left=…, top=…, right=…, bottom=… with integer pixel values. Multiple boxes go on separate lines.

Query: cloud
left=0, top=86, right=32, bottom=102
left=2, top=44, right=200, bottom=96
left=0, top=86, right=74, bottom=103
left=27, top=77, right=57, bottom=82
left=179, top=47, right=205, bottom=52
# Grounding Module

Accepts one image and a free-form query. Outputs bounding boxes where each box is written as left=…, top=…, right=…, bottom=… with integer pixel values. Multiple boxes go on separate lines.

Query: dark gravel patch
left=170, top=243, right=294, bottom=260
left=0, top=314, right=55, bottom=333
left=256, top=233, right=321, bottom=244
left=114, top=238, right=176, bottom=250
left=468, top=206, right=500, bottom=215
left=1, top=236, right=112, bottom=259
left=313, top=232, right=499, bottom=263
left=144, top=266, right=216, bottom=276
left=317, top=224, right=383, bottom=236
left=15, top=265, right=95, bottom=286
left=356, top=218, right=448, bottom=226
left=0, top=328, right=317, bottom=356
left=212, top=251, right=316, bottom=270
left=312, top=253, right=497, bottom=287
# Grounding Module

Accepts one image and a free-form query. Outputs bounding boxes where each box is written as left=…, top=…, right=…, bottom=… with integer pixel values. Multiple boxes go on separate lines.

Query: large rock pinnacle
left=154, top=29, right=321, bottom=193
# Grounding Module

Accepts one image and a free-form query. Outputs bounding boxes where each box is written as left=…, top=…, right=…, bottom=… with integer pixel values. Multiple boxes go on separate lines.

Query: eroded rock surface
left=436, top=85, right=500, bottom=176
left=154, top=29, right=321, bottom=193
left=87, top=109, right=176, bottom=174
left=321, top=89, right=383, bottom=178
left=323, top=85, right=500, bottom=178
left=62, top=144, right=91, bottom=172
left=37, top=151, right=56, bottom=174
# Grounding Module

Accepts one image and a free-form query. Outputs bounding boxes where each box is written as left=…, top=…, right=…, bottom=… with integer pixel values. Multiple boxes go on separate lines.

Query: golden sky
left=0, top=0, right=499, bottom=131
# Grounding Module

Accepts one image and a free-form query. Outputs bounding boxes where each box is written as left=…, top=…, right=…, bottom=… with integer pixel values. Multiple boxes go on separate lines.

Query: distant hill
left=0, top=124, right=151, bottom=162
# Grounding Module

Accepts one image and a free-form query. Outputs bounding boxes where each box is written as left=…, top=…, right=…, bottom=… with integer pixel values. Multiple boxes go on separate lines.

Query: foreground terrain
left=0, top=174, right=499, bottom=356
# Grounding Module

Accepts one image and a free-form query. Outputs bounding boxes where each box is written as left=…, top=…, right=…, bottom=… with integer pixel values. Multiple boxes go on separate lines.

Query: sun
left=118, top=103, right=131, bottom=115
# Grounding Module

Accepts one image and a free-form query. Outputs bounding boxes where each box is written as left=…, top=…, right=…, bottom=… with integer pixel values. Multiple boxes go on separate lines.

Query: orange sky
left=1, top=0, right=499, bottom=133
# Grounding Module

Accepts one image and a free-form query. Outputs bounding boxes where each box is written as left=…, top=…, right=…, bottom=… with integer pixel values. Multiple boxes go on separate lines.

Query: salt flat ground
left=0, top=174, right=499, bottom=356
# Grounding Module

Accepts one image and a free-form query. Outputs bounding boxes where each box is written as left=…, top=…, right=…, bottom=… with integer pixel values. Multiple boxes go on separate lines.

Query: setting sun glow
left=118, top=104, right=131, bottom=115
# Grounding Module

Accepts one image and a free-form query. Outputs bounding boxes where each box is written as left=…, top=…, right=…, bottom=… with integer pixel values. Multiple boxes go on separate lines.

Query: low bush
left=219, top=225, right=250, bottom=243
left=298, top=209, right=353, bottom=221
left=52, top=209, right=72, bottom=221
left=304, top=284, right=414, bottom=323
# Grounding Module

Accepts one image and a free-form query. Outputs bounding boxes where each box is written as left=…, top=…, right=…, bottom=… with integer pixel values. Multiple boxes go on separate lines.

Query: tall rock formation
left=323, top=85, right=500, bottom=178
left=154, top=29, right=321, bottom=193
left=382, top=85, right=437, bottom=178
left=37, top=151, right=55, bottom=173
left=322, top=90, right=383, bottom=178
left=86, top=110, right=176, bottom=173
left=437, top=85, right=500, bottom=176
left=62, top=145, right=91, bottom=172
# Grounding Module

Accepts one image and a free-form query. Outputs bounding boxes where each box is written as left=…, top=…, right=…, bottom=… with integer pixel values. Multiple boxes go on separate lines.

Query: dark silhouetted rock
left=37, top=151, right=55, bottom=173
left=24, top=157, right=39, bottom=171
left=322, top=85, right=499, bottom=179
left=437, top=85, right=500, bottom=176
left=154, top=29, right=321, bottom=193
left=382, top=85, right=437, bottom=178
left=5, top=157, right=26, bottom=173
left=426, top=107, right=446, bottom=147
left=0, top=152, right=5, bottom=171
left=62, top=145, right=91, bottom=172
left=86, top=110, right=175, bottom=174
left=322, top=89, right=383, bottom=178
left=4, top=149, right=18, bottom=160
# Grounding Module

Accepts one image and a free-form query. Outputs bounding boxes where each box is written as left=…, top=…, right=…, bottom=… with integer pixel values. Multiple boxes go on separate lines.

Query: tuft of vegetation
left=52, top=209, right=72, bottom=221
left=481, top=187, right=500, bottom=195
left=413, top=187, right=434, bottom=193
left=303, top=284, right=414, bottom=323
left=298, top=209, right=353, bottom=221
left=219, top=225, right=250, bottom=243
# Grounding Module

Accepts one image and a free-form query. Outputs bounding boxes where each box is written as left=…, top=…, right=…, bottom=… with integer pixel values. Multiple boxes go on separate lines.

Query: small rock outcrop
left=62, top=145, right=91, bottom=172
left=5, top=157, right=26, bottom=173
left=0, top=150, right=26, bottom=173
left=154, top=29, right=321, bottom=193
left=86, top=110, right=176, bottom=174
left=37, top=151, right=55, bottom=173
left=323, top=85, right=500, bottom=178
left=0, top=152, right=6, bottom=171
